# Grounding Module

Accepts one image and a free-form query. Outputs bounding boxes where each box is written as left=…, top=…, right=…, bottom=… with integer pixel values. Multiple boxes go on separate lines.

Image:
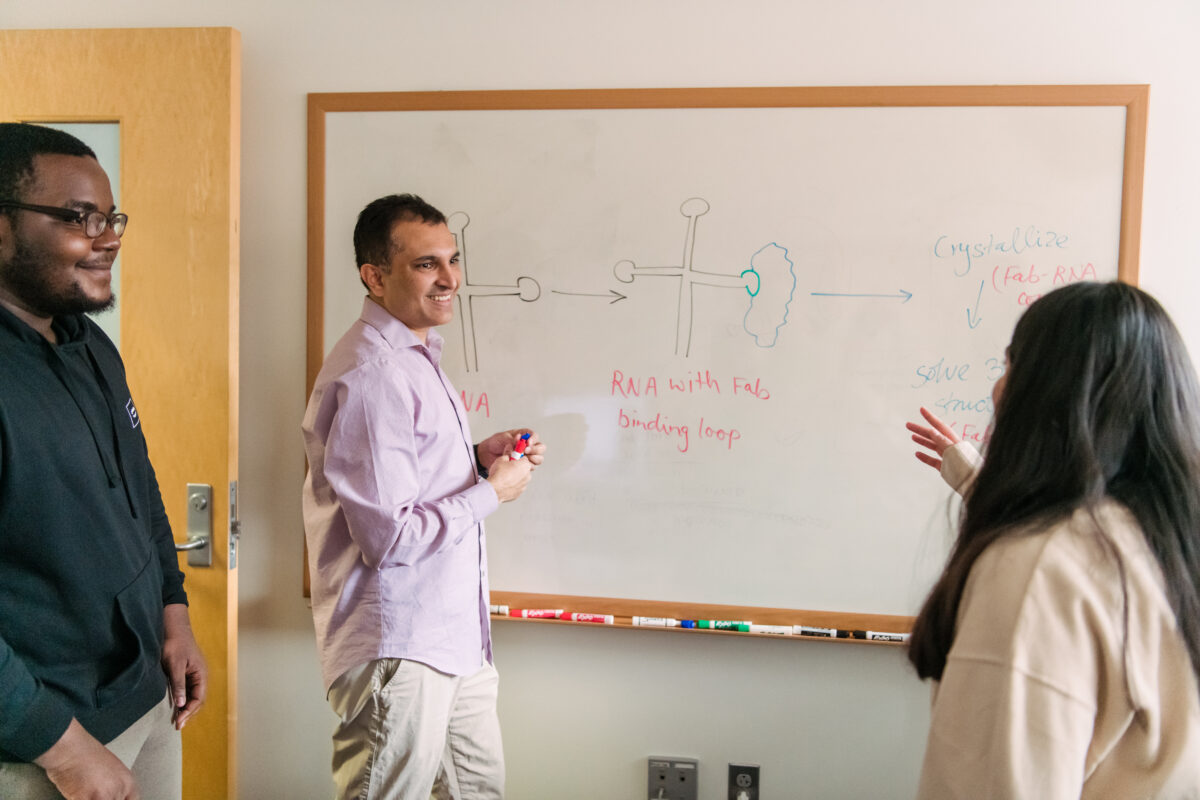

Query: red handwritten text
left=460, top=390, right=490, bottom=418
left=612, top=370, right=769, bottom=400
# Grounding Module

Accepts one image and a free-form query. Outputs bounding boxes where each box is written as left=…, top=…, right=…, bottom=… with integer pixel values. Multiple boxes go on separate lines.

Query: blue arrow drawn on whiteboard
left=811, top=289, right=913, bottom=303
left=966, top=280, right=984, bottom=329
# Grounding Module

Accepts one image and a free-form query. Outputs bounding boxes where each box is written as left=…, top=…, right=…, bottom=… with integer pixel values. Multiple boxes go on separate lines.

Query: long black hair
left=909, top=281, right=1200, bottom=687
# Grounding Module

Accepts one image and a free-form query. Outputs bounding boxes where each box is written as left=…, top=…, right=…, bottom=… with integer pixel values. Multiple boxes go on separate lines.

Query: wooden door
left=0, top=28, right=241, bottom=799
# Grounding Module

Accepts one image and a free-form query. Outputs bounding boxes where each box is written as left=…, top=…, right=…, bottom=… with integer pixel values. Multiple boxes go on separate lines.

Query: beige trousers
left=328, top=659, right=504, bottom=800
left=0, top=691, right=181, bottom=800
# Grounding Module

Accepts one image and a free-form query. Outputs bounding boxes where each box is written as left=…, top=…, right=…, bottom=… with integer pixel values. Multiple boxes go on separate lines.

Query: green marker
left=697, top=620, right=751, bottom=630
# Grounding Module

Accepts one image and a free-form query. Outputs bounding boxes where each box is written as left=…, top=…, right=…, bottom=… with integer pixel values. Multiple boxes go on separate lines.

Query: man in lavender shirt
left=302, top=194, right=544, bottom=799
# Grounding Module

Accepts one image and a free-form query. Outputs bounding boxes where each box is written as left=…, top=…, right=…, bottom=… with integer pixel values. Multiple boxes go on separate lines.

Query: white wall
left=5, top=2, right=1199, bottom=797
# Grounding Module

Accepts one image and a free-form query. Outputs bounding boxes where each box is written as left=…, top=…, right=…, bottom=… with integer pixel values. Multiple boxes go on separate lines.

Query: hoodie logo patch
left=125, top=398, right=140, bottom=429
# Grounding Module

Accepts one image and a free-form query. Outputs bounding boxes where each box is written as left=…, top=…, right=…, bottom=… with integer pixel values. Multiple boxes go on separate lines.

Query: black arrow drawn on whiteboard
left=966, top=280, right=984, bottom=329
left=551, top=289, right=628, bottom=304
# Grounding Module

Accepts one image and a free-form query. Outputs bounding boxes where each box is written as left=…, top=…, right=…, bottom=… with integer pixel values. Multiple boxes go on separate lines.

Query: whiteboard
left=308, top=87, right=1145, bottom=619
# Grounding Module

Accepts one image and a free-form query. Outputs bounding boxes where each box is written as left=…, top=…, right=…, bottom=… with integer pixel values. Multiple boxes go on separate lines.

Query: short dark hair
left=353, top=193, right=447, bottom=272
left=0, top=123, right=96, bottom=204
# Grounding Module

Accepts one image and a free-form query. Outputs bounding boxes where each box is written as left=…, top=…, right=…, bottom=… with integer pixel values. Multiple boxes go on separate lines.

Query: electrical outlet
left=728, top=763, right=760, bottom=800
left=647, top=756, right=699, bottom=800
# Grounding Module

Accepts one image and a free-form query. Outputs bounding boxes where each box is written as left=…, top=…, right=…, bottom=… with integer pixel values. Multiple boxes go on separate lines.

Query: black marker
left=793, top=625, right=837, bottom=638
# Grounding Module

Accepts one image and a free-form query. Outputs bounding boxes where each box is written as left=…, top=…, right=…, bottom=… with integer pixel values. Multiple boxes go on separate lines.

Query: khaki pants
left=0, top=691, right=181, bottom=800
left=328, top=659, right=504, bottom=800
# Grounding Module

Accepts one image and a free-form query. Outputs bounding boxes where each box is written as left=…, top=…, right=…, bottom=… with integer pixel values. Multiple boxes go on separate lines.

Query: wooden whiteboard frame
left=305, top=85, right=1147, bottom=639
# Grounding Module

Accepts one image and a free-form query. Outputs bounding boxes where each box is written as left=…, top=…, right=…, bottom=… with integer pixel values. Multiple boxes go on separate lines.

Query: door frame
left=0, top=27, right=241, bottom=800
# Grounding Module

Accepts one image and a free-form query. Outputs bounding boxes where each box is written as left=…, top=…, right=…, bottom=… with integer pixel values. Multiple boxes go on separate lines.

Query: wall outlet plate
left=728, top=763, right=760, bottom=800
left=648, top=756, right=699, bottom=800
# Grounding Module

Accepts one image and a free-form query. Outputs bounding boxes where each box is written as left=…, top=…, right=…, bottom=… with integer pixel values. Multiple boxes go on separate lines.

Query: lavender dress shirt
left=302, top=298, right=499, bottom=691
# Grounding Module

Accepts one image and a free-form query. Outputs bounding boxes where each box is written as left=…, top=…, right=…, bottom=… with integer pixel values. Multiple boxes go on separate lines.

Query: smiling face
left=360, top=218, right=460, bottom=343
left=0, top=153, right=120, bottom=325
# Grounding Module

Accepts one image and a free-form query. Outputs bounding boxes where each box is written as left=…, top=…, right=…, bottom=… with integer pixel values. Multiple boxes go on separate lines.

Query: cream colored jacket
left=917, top=443, right=1200, bottom=799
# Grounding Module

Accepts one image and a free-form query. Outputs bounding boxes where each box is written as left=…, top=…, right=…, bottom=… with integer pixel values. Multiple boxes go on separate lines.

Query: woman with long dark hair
left=905, top=281, right=1200, bottom=797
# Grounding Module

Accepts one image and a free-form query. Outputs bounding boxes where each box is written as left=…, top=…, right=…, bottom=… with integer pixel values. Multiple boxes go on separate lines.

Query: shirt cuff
left=2, top=685, right=74, bottom=762
left=465, top=476, right=501, bottom=520
left=940, top=441, right=983, bottom=495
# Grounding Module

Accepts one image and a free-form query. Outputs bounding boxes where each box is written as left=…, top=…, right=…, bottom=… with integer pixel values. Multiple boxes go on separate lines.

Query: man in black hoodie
left=0, top=123, right=206, bottom=800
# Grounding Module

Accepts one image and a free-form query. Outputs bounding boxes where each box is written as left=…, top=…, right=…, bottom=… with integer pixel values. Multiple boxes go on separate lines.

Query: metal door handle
left=175, top=535, right=209, bottom=552
left=181, top=484, right=214, bottom=567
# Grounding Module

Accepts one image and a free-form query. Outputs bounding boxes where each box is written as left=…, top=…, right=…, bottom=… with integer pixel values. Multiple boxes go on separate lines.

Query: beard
left=0, top=238, right=116, bottom=317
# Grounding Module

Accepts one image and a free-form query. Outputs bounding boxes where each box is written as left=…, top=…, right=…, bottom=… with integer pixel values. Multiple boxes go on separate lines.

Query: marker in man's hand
left=510, top=433, right=532, bottom=461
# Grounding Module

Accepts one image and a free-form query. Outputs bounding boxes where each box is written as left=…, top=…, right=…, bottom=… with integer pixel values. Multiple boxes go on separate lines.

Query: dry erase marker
left=739, top=624, right=792, bottom=635
left=849, top=630, right=870, bottom=639
left=793, top=625, right=838, bottom=638
left=697, top=620, right=751, bottom=630
left=510, top=433, right=532, bottom=460
left=558, top=612, right=614, bottom=624
left=864, top=631, right=910, bottom=642
left=509, top=608, right=563, bottom=619
left=488, top=604, right=509, bottom=615
left=633, top=616, right=680, bottom=627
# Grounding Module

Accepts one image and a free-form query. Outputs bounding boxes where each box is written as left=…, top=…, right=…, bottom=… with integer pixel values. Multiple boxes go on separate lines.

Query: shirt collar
left=358, top=296, right=444, bottom=362
left=0, top=302, right=89, bottom=348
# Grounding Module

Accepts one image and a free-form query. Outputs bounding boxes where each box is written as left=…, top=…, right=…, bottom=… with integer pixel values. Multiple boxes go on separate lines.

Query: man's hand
left=486, top=452, right=533, bottom=503
left=905, top=406, right=961, bottom=472
left=161, top=604, right=207, bottom=730
left=33, top=719, right=138, bottom=800
left=477, top=429, right=546, bottom=472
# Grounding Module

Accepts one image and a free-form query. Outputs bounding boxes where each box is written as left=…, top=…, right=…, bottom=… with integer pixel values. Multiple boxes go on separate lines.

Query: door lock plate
left=182, top=483, right=213, bottom=567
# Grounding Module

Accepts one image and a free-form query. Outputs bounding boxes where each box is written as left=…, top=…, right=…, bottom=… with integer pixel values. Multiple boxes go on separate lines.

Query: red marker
left=510, top=433, right=532, bottom=460
left=508, top=608, right=562, bottom=618
left=557, top=612, right=615, bottom=624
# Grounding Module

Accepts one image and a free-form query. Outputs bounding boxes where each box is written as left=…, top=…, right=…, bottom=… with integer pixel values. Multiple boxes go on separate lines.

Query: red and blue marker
left=510, top=433, right=532, bottom=460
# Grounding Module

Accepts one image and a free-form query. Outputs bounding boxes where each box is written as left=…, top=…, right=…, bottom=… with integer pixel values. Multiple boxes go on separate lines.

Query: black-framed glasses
left=0, top=201, right=127, bottom=238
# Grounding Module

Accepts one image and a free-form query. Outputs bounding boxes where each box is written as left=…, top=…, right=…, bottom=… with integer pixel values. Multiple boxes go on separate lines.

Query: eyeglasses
left=0, top=201, right=127, bottom=238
